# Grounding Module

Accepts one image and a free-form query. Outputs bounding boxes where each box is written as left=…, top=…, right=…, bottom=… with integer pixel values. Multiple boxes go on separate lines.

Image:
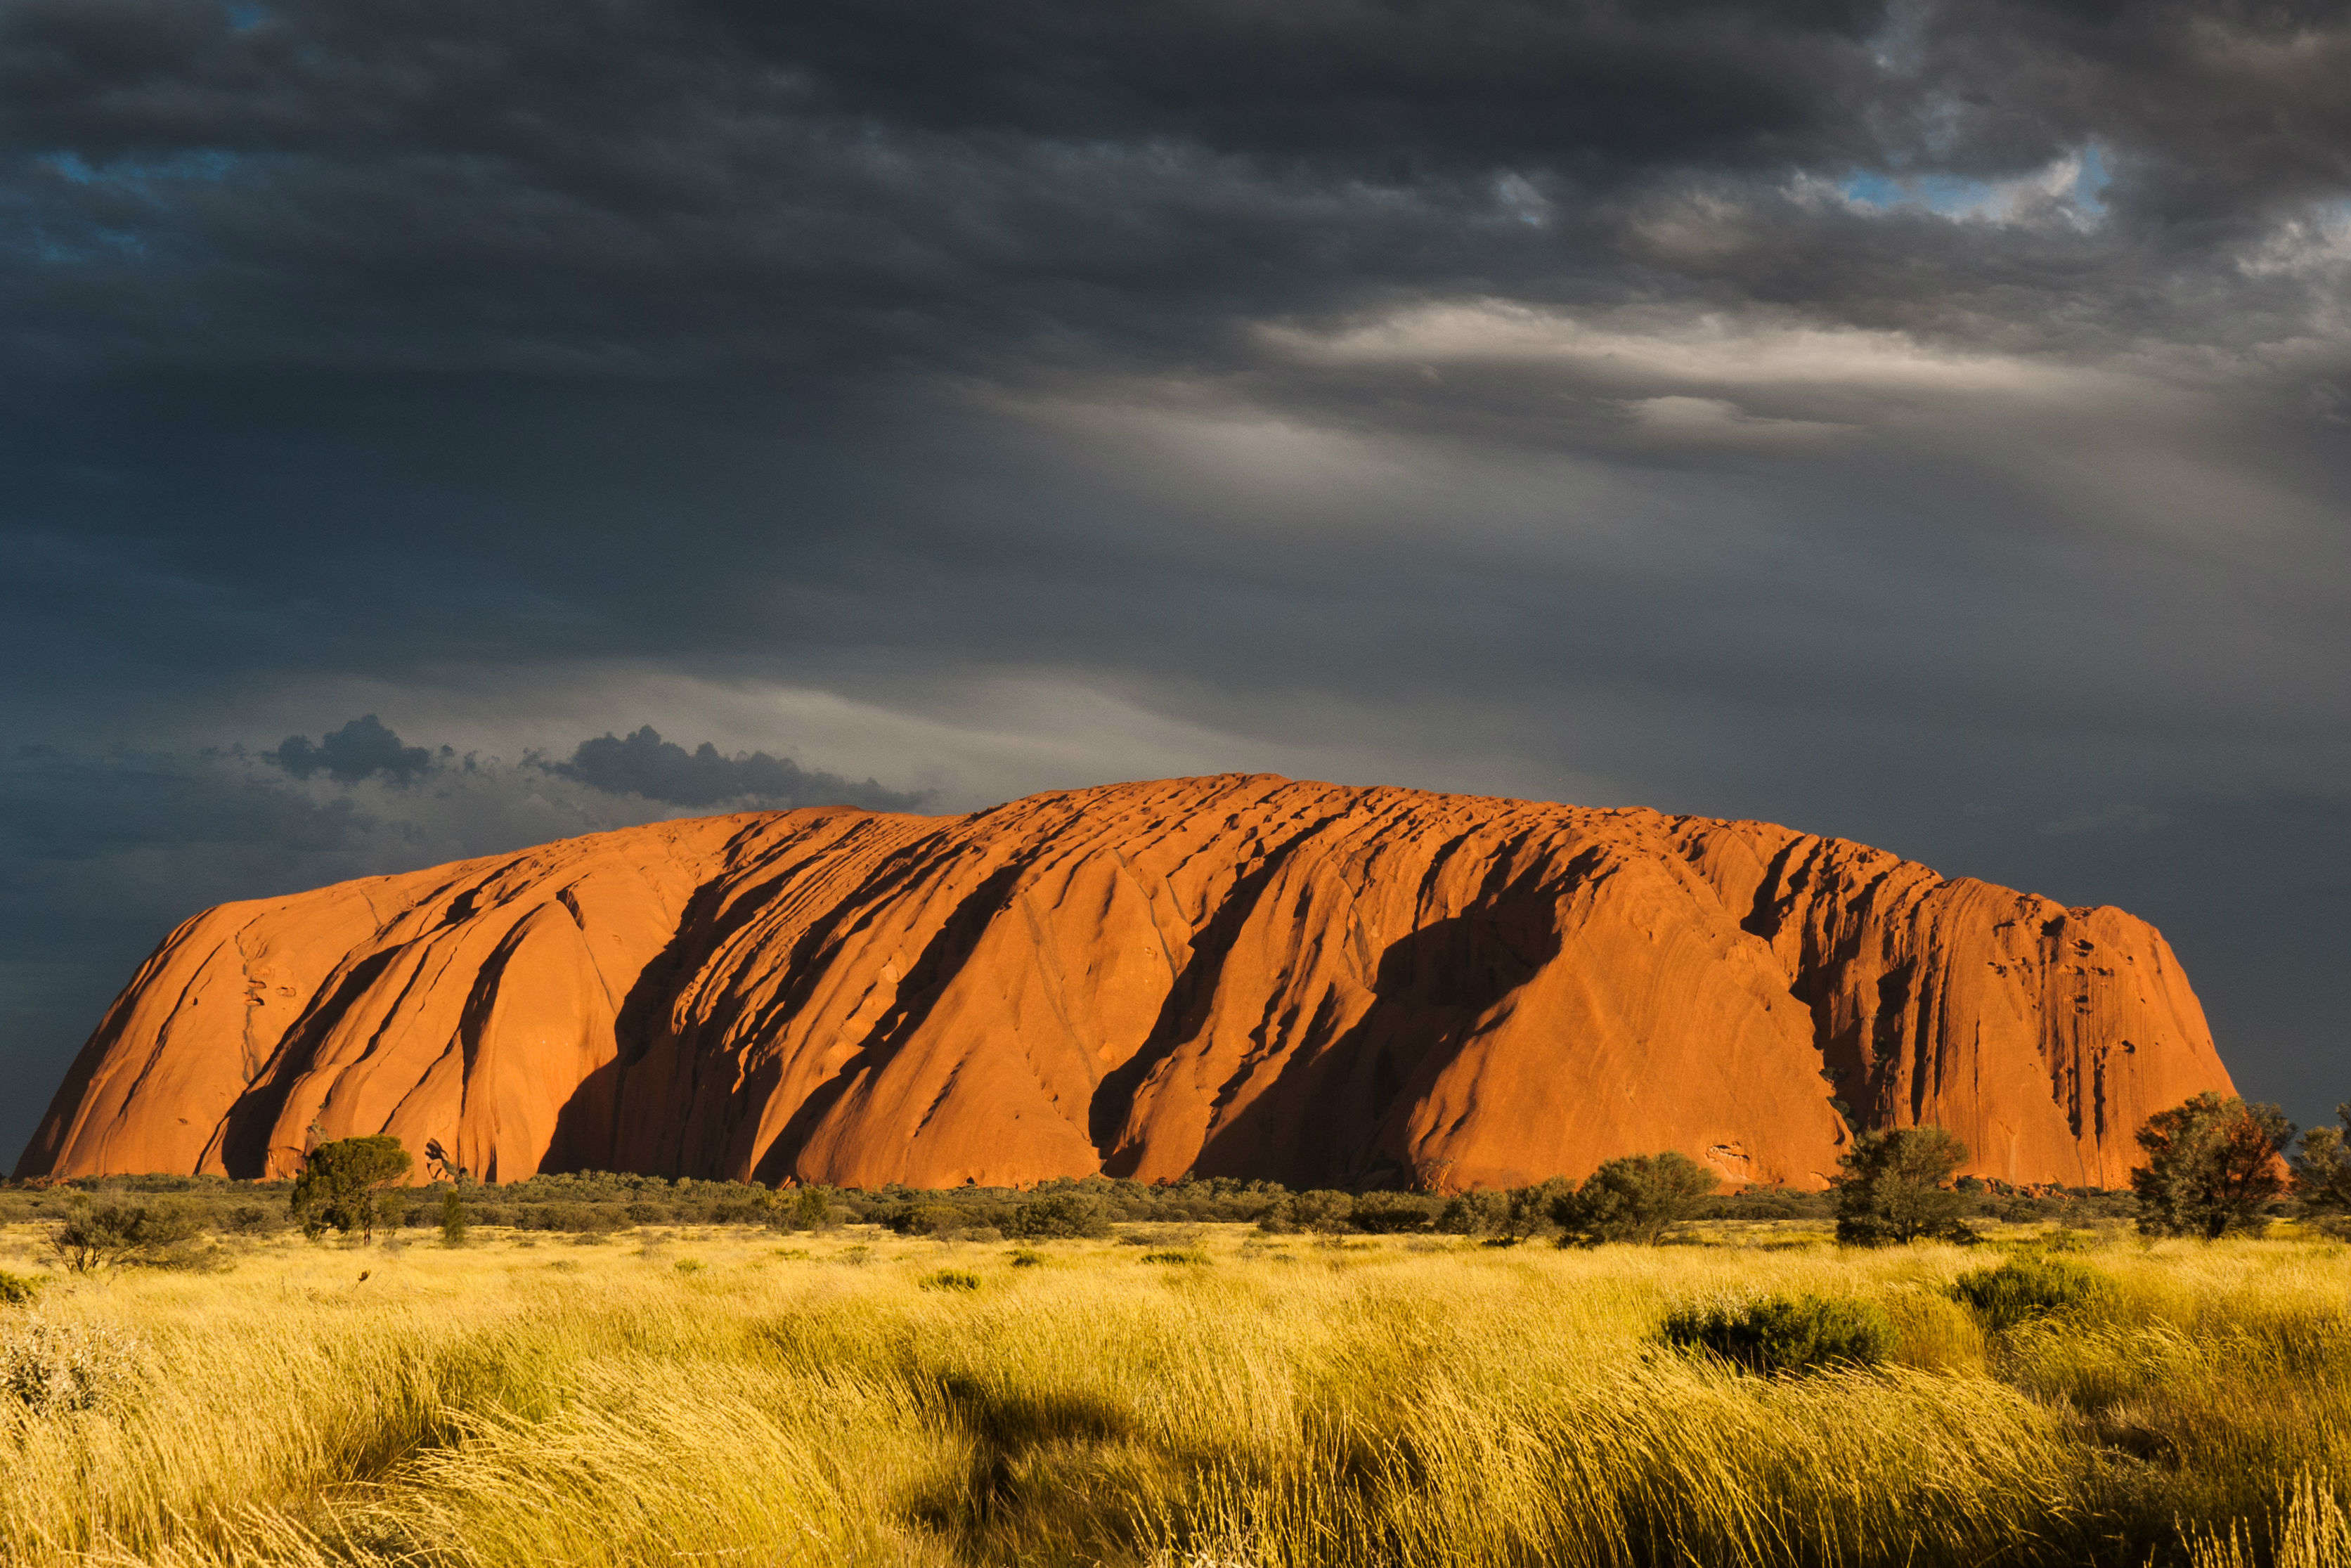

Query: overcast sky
left=3, top=0, right=2345, bottom=1166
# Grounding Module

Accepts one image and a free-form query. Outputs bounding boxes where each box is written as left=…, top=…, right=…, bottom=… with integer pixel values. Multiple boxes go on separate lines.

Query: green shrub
left=1434, top=1189, right=1510, bottom=1236
left=773, top=1184, right=841, bottom=1231
left=1662, top=1292, right=1893, bottom=1375
left=1007, top=1249, right=1045, bottom=1268
left=49, top=1202, right=209, bottom=1272
left=1554, top=1152, right=1719, bottom=1245
left=1348, top=1193, right=1439, bottom=1233
left=921, top=1269, right=982, bottom=1292
left=1006, top=1192, right=1113, bottom=1239
left=0, top=1269, right=44, bottom=1306
left=1833, top=1127, right=1977, bottom=1245
left=439, top=1190, right=469, bottom=1248
left=290, top=1135, right=413, bottom=1242
left=886, top=1202, right=1007, bottom=1237
left=1259, top=1189, right=1356, bottom=1234
left=1141, top=1249, right=1211, bottom=1265
left=1949, top=1253, right=2117, bottom=1331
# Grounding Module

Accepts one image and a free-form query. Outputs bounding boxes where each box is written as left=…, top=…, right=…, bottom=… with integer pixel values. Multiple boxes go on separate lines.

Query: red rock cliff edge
left=14, top=775, right=2234, bottom=1190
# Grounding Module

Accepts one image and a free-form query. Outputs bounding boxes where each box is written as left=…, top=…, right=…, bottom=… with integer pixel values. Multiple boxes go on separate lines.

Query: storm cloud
left=1, top=0, right=2343, bottom=1163
left=548, top=725, right=931, bottom=811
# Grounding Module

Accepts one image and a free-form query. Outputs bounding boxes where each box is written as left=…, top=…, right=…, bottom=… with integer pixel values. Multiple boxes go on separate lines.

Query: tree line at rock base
left=6, top=1092, right=2341, bottom=1274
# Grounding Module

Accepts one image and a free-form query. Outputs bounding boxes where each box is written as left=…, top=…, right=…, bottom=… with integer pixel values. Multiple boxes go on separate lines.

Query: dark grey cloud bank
left=2, top=0, right=2344, bottom=1165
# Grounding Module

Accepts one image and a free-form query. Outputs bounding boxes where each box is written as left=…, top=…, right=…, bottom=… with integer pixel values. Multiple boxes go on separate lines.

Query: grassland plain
left=4, top=1219, right=2349, bottom=1568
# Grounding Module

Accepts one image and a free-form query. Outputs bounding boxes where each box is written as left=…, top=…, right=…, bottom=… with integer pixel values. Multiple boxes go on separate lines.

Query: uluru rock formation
left=17, top=775, right=2233, bottom=1191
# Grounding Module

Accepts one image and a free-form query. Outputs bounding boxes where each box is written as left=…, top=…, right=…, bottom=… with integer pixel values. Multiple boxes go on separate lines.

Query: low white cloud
left=1263, top=300, right=2111, bottom=400
left=1619, top=395, right=1852, bottom=448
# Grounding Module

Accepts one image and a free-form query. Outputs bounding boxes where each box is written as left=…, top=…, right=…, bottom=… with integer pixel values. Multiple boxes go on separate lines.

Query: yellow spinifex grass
left=4, top=1224, right=2349, bottom=1567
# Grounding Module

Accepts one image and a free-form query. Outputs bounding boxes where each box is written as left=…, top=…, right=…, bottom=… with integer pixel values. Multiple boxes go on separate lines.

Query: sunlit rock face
left=16, top=776, right=2233, bottom=1191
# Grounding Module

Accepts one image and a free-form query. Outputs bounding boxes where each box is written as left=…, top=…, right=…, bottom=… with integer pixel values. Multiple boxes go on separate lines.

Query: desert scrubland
left=5, top=1220, right=2349, bottom=1568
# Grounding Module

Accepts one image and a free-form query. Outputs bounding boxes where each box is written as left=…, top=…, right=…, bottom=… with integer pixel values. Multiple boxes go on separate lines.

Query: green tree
left=1832, top=1127, right=1974, bottom=1245
left=2293, top=1104, right=2351, bottom=1217
left=1553, top=1152, right=1720, bottom=1245
left=2131, top=1093, right=2293, bottom=1240
left=290, top=1135, right=415, bottom=1243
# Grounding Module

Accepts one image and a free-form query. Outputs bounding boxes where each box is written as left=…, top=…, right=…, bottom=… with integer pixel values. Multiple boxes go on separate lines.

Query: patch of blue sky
left=2073, top=144, right=2111, bottom=214
left=1837, top=144, right=2108, bottom=220
left=22, top=226, right=150, bottom=265
left=41, top=149, right=243, bottom=188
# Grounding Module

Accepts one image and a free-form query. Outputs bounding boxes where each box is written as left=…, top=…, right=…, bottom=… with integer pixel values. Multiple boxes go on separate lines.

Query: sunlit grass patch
left=2, top=1222, right=2349, bottom=1566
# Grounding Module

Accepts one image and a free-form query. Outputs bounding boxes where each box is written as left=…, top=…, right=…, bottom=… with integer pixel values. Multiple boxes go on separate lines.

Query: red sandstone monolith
left=15, top=775, right=2232, bottom=1189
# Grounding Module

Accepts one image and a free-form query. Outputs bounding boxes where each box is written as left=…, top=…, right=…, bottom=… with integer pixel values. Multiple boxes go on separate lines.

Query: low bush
left=0, top=1269, right=44, bottom=1306
left=439, top=1191, right=469, bottom=1248
left=48, top=1202, right=210, bottom=1272
left=771, top=1184, right=840, bottom=1232
left=1662, top=1292, right=1893, bottom=1375
left=1554, top=1152, right=1719, bottom=1245
left=1259, top=1190, right=1356, bottom=1233
left=1950, top=1252, right=2117, bottom=1332
left=1006, top=1192, right=1113, bottom=1239
left=886, top=1202, right=1011, bottom=1238
left=513, top=1203, right=630, bottom=1233
left=1, top=1315, right=145, bottom=1414
left=921, top=1269, right=982, bottom=1292
left=1348, top=1193, right=1440, bottom=1233
left=1140, top=1249, right=1211, bottom=1265
left=1434, top=1189, right=1511, bottom=1236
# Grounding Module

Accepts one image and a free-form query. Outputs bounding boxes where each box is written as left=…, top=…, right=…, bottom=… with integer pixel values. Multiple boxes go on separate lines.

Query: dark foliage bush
left=772, top=1185, right=841, bottom=1231
left=887, top=1202, right=1013, bottom=1237
left=1553, top=1153, right=1719, bottom=1245
left=1347, top=1193, right=1440, bottom=1233
left=1699, top=1190, right=1826, bottom=1222
left=1006, top=1192, right=1113, bottom=1239
left=513, top=1203, right=630, bottom=1233
left=1662, top=1293, right=1893, bottom=1375
left=1259, top=1190, right=1356, bottom=1234
left=2133, top=1093, right=2294, bottom=1240
left=0, top=1269, right=44, bottom=1304
left=1141, top=1248, right=1211, bottom=1265
left=290, top=1136, right=413, bottom=1242
left=1833, top=1127, right=1977, bottom=1246
left=439, top=1190, right=469, bottom=1248
left=50, top=1201, right=209, bottom=1272
left=2298, top=1105, right=2351, bottom=1218
left=1949, top=1253, right=2117, bottom=1331
left=1435, top=1189, right=1511, bottom=1236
